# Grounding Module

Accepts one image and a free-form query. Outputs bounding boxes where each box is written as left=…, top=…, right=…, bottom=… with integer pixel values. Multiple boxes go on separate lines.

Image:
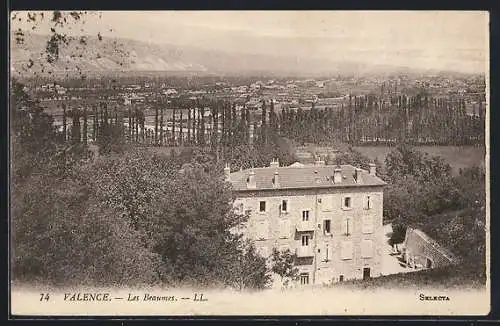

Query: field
left=354, top=145, right=486, bottom=173
left=296, top=144, right=486, bottom=174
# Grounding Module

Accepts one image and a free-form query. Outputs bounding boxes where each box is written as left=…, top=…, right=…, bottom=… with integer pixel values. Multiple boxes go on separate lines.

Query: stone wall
left=402, top=228, right=455, bottom=269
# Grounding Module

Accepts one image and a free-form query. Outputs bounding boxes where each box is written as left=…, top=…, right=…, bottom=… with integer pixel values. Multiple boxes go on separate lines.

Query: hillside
left=11, top=32, right=208, bottom=75
left=10, top=31, right=451, bottom=78
left=11, top=32, right=331, bottom=76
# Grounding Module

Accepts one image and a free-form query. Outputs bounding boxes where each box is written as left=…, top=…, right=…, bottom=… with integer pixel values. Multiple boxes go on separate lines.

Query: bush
left=11, top=174, right=162, bottom=287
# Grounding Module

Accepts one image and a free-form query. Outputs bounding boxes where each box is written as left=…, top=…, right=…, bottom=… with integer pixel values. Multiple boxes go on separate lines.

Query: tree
left=383, top=145, right=485, bottom=273
left=270, top=248, right=299, bottom=289
left=11, top=172, right=163, bottom=287
left=11, top=81, right=160, bottom=287
left=333, top=147, right=374, bottom=171
left=225, top=241, right=272, bottom=291
left=83, top=150, right=266, bottom=288
left=389, top=223, right=407, bottom=249
left=10, top=80, right=60, bottom=181
left=146, top=163, right=248, bottom=285
left=96, top=119, right=126, bottom=155
left=385, top=144, right=452, bottom=183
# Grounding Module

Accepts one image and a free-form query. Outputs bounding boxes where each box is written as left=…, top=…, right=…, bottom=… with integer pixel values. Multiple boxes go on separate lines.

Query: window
left=302, top=210, right=310, bottom=221
left=237, top=203, right=244, bottom=213
left=362, top=215, right=373, bottom=234
left=301, top=234, right=310, bottom=246
left=339, top=275, right=344, bottom=282
left=324, top=219, right=331, bottom=234
left=361, top=240, right=374, bottom=258
left=344, top=217, right=351, bottom=236
left=341, top=240, right=353, bottom=260
left=366, top=196, right=371, bottom=210
left=300, top=273, right=310, bottom=285
left=259, top=201, right=266, bottom=212
left=281, top=200, right=288, bottom=213
left=344, top=197, right=351, bottom=208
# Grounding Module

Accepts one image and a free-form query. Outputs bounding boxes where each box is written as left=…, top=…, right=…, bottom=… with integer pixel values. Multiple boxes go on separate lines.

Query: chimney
left=369, top=163, right=376, bottom=176
left=247, top=169, right=256, bottom=189
left=353, top=168, right=362, bottom=183
left=273, top=170, right=280, bottom=188
left=224, top=164, right=231, bottom=182
left=333, top=168, right=342, bottom=183
left=270, top=158, right=279, bottom=169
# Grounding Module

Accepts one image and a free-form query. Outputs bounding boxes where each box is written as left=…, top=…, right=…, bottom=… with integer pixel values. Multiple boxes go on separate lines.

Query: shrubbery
left=383, top=144, right=486, bottom=272
left=10, top=81, right=275, bottom=289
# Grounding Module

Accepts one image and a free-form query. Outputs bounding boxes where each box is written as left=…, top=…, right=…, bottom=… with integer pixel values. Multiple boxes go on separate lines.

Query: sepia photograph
left=9, top=10, right=489, bottom=316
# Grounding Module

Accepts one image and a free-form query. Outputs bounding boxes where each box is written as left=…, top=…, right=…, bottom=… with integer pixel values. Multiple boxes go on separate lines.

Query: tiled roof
left=229, top=163, right=386, bottom=191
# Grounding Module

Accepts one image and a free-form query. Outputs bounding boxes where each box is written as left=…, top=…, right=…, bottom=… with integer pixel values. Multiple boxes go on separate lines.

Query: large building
left=226, top=159, right=386, bottom=287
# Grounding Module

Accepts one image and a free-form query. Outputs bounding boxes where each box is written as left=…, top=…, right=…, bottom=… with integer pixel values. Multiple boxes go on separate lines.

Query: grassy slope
left=354, top=145, right=485, bottom=174
left=293, top=144, right=485, bottom=173
left=331, top=264, right=486, bottom=290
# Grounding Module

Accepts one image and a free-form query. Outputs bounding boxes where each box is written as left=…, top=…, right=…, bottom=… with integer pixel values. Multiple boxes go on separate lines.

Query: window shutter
left=322, top=196, right=333, bottom=211
left=362, top=215, right=373, bottom=234
left=322, top=244, right=330, bottom=262
left=343, top=217, right=352, bottom=235
left=279, top=219, right=290, bottom=239
left=262, top=221, right=269, bottom=239
left=256, top=221, right=269, bottom=240
left=341, top=240, right=353, bottom=260
left=254, top=222, right=261, bottom=239
left=361, top=240, right=374, bottom=258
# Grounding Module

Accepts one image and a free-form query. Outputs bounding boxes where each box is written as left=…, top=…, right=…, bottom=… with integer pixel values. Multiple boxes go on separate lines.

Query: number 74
left=39, top=293, right=50, bottom=301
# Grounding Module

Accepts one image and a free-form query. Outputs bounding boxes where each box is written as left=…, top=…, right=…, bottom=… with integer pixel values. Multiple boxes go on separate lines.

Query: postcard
left=9, top=10, right=489, bottom=316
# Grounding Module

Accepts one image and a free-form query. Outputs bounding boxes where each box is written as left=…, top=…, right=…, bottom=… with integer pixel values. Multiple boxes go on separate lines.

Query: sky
left=11, top=11, right=489, bottom=73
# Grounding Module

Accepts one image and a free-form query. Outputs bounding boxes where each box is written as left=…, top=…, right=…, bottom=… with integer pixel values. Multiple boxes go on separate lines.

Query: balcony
left=296, top=221, right=315, bottom=232
left=296, top=246, right=314, bottom=257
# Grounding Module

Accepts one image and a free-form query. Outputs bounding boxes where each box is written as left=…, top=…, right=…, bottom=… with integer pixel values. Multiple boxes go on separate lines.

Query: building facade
left=226, top=159, right=386, bottom=286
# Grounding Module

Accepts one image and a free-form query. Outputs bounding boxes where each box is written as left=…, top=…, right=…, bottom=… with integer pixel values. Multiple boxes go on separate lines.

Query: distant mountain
left=11, top=32, right=208, bottom=76
left=10, top=31, right=469, bottom=78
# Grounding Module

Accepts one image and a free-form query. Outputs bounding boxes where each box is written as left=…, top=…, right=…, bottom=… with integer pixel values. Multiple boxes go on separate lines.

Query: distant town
left=18, top=71, right=486, bottom=149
